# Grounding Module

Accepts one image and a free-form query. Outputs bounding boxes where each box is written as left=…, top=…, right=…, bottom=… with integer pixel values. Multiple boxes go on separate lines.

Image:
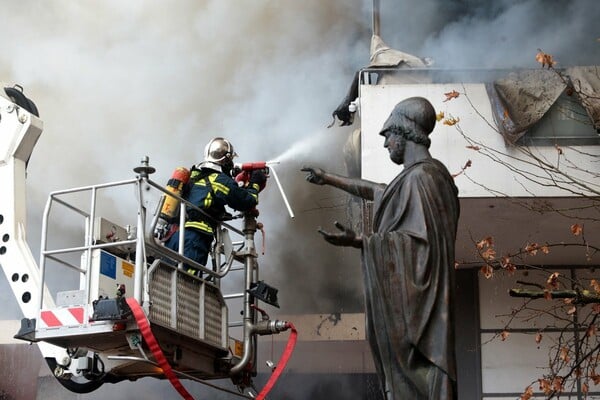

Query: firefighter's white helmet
left=203, top=137, right=237, bottom=165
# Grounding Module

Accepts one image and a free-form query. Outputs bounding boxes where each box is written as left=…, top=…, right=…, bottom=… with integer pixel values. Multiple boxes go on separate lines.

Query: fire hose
left=126, top=297, right=297, bottom=400
left=255, top=321, right=297, bottom=400
left=126, top=297, right=195, bottom=399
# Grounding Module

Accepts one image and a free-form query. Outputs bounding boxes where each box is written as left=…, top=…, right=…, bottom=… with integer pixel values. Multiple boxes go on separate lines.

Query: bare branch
left=509, top=288, right=600, bottom=304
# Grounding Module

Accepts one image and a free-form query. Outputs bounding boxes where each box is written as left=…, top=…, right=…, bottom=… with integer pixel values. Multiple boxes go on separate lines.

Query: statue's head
left=379, top=97, right=436, bottom=149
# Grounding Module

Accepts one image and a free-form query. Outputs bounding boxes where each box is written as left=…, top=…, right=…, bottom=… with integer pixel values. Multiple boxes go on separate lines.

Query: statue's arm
left=301, top=166, right=381, bottom=201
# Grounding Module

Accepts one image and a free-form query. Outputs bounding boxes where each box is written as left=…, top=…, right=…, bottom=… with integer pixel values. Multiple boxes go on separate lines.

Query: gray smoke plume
left=0, top=1, right=371, bottom=398
left=0, top=1, right=371, bottom=317
left=2, top=0, right=596, bottom=314
left=381, top=0, right=600, bottom=68
left=0, top=0, right=598, bottom=398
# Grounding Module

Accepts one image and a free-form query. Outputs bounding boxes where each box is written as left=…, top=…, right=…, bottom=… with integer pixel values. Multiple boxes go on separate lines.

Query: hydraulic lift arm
left=0, top=84, right=64, bottom=358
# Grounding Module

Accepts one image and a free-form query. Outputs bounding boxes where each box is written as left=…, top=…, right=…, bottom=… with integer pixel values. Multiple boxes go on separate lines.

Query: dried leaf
left=505, top=263, right=516, bottom=275
left=555, top=144, right=563, bottom=155
left=541, top=245, right=550, bottom=254
left=571, top=223, right=583, bottom=236
left=525, top=242, right=539, bottom=256
left=567, top=305, right=577, bottom=315
left=466, top=145, right=480, bottom=151
left=443, top=116, right=460, bottom=126
left=536, top=49, right=556, bottom=68
left=500, top=256, right=516, bottom=274
left=539, top=378, right=552, bottom=395
left=500, top=330, right=510, bottom=341
left=593, top=304, right=600, bottom=314
left=591, top=279, right=600, bottom=293
left=582, top=382, right=589, bottom=394
left=480, top=264, right=494, bottom=279
left=591, top=370, right=600, bottom=385
left=552, top=376, right=564, bottom=392
left=560, top=347, right=570, bottom=363
left=521, top=385, right=534, bottom=400
left=482, top=247, right=496, bottom=261
left=544, top=290, right=552, bottom=300
left=443, top=90, right=460, bottom=102
left=547, top=272, right=560, bottom=289
left=535, top=332, right=543, bottom=344
left=586, top=324, right=597, bottom=337
left=535, top=50, right=546, bottom=65
left=436, top=111, right=445, bottom=121
left=477, top=236, right=494, bottom=249
left=451, top=159, right=472, bottom=178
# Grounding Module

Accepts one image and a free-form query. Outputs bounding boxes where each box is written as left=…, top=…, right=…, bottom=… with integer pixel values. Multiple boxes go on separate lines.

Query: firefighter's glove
left=249, top=169, right=267, bottom=192
left=235, top=171, right=251, bottom=186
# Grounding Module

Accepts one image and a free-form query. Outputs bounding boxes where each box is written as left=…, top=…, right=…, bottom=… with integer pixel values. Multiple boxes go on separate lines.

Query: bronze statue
left=302, top=97, right=459, bottom=400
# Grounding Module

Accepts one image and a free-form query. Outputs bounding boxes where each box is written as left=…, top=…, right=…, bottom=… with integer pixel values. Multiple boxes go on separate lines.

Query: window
left=518, top=92, right=600, bottom=146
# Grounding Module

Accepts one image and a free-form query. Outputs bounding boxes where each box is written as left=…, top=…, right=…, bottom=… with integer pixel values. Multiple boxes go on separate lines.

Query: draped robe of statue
left=362, top=158, right=460, bottom=400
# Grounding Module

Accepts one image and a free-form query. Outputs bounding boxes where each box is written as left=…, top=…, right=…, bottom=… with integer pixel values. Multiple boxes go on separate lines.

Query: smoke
left=0, top=0, right=370, bottom=314
left=0, top=5, right=370, bottom=399
left=0, top=0, right=598, bottom=396
left=378, top=0, right=600, bottom=68
left=0, top=0, right=595, bottom=313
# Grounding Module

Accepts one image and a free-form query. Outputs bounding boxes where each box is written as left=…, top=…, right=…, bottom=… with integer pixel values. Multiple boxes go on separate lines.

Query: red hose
left=255, top=322, right=298, bottom=400
left=127, top=297, right=297, bottom=400
left=126, top=297, right=195, bottom=400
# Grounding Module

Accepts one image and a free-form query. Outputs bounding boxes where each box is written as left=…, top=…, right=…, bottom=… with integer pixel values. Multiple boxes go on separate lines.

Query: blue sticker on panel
left=100, top=251, right=117, bottom=279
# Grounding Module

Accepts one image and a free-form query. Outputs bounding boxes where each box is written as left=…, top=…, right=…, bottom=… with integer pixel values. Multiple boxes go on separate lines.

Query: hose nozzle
left=253, top=320, right=290, bottom=336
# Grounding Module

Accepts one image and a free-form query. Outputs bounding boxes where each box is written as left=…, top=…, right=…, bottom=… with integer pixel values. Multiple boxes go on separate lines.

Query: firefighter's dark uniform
left=165, top=167, right=260, bottom=274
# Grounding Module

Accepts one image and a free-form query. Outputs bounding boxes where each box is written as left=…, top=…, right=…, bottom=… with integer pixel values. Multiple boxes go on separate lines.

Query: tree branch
left=509, top=288, right=600, bottom=304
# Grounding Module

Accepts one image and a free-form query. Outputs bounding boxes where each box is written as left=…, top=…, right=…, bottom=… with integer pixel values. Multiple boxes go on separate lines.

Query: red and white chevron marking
left=39, top=307, right=86, bottom=328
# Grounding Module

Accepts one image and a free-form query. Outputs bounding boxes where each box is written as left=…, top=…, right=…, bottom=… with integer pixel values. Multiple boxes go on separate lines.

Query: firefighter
left=165, top=137, right=266, bottom=275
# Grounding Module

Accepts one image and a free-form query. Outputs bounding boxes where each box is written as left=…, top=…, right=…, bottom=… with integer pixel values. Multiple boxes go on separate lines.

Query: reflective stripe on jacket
left=184, top=169, right=258, bottom=234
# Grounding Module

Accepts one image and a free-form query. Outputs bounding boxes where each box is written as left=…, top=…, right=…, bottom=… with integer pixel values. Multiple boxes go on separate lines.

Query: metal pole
left=372, top=0, right=381, bottom=37
left=134, top=182, right=145, bottom=303
left=269, top=166, right=294, bottom=219
left=38, top=197, right=52, bottom=311
left=229, top=214, right=258, bottom=375
left=132, top=156, right=156, bottom=303
left=85, top=187, right=98, bottom=304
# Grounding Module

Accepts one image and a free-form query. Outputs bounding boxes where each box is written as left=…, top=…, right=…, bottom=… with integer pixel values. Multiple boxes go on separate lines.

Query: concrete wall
left=359, top=83, right=600, bottom=198
left=0, top=344, right=42, bottom=400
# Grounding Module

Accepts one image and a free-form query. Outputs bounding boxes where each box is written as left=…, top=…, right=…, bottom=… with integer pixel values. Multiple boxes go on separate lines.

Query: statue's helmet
left=381, top=97, right=436, bottom=147
left=203, top=137, right=237, bottom=166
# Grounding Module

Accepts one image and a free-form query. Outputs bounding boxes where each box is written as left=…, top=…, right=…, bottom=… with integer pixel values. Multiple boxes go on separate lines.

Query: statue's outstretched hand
left=301, top=166, right=327, bottom=185
left=318, top=221, right=362, bottom=249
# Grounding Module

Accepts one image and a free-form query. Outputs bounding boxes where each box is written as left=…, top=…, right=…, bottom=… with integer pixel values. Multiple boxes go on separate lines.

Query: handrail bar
left=38, top=173, right=250, bottom=315
left=44, top=254, right=86, bottom=274
left=48, top=178, right=138, bottom=196
left=42, top=239, right=137, bottom=256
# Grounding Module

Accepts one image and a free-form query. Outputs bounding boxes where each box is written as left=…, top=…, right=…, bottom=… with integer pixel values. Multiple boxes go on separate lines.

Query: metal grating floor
left=148, top=263, right=225, bottom=348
